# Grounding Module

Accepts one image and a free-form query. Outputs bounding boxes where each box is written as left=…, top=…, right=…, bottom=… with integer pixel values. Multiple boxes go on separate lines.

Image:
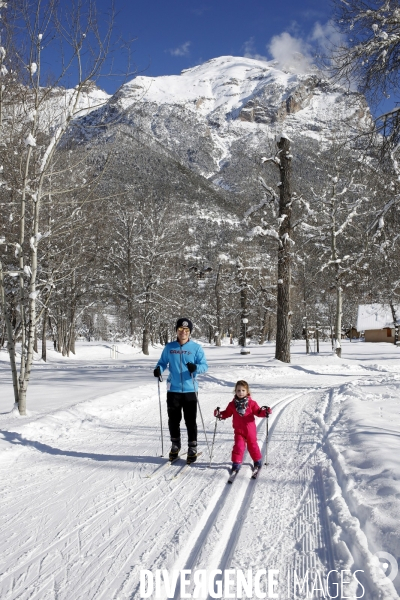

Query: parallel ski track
left=2, top=459, right=202, bottom=600
left=105, top=386, right=321, bottom=600
left=1, top=382, right=352, bottom=600
left=0, top=441, right=198, bottom=600
left=167, top=384, right=333, bottom=600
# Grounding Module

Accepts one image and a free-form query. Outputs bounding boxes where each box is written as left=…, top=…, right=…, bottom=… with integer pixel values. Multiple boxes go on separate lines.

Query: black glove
left=214, top=407, right=221, bottom=420
left=154, top=366, right=161, bottom=378
left=187, top=362, right=197, bottom=374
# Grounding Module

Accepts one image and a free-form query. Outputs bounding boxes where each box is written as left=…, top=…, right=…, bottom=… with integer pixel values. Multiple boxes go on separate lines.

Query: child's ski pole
left=191, top=372, right=211, bottom=461
left=264, top=414, right=269, bottom=466
left=210, top=407, right=220, bottom=466
left=157, top=376, right=164, bottom=456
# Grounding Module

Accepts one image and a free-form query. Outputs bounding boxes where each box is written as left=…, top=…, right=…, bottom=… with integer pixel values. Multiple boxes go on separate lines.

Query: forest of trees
left=1, top=0, right=400, bottom=413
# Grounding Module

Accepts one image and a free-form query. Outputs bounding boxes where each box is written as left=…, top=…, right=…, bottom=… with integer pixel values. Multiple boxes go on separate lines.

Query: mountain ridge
left=97, top=55, right=371, bottom=185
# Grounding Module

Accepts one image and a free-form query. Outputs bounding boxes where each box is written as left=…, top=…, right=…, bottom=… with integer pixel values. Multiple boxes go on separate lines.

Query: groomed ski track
left=0, top=349, right=398, bottom=600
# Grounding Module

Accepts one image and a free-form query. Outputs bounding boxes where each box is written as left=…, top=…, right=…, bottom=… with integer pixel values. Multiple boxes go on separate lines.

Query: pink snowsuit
left=219, top=397, right=268, bottom=464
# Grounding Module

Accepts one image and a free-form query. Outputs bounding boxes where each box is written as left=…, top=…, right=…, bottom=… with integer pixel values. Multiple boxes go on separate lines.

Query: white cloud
left=243, top=21, right=342, bottom=75
left=311, top=20, right=344, bottom=49
left=168, top=41, right=191, bottom=57
left=268, top=31, right=314, bottom=74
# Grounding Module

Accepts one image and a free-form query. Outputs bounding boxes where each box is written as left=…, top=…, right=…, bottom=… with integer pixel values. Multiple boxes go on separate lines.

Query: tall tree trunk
left=334, top=282, right=342, bottom=357
left=142, top=327, right=149, bottom=355
left=0, top=261, right=19, bottom=405
left=126, top=227, right=135, bottom=344
left=66, top=309, right=76, bottom=357
left=18, top=286, right=36, bottom=415
left=18, top=146, right=33, bottom=403
left=259, top=308, right=270, bottom=344
left=331, top=185, right=342, bottom=358
left=304, top=317, right=310, bottom=354
left=237, top=260, right=248, bottom=347
left=267, top=315, right=272, bottom=342
left=302, top=262, right=310, bottom=354
left=389, top=302, right=398, bottom=346
left=70, top=331, right=76, bottom=355
left=33, top=326, right=38, bottom=354
left=142, top=288, right=151, bottom=355
left=41, top=308, right=47, bottom=362
left=275, top=137, right=292, bottom=363
left=215, top=264, right=222, bottom=346
left=67, top=271, right=76, bottom=356
left=56, top=310, right=62, bottom=353
left=19, top=190, right=41, bottom=415
left=127, top=297, right=134, bottom=340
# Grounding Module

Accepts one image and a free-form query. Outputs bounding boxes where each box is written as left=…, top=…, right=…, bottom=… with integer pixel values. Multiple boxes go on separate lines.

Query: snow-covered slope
left=104, top=55, right=371, bottom=183
left=38, top=83, right=110, bottom=134
left=0, top=341, right=399, bottom=599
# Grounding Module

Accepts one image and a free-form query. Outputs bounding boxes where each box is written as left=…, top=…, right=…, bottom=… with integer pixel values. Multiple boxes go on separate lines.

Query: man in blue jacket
left=154, top=317, right=208, bottom=463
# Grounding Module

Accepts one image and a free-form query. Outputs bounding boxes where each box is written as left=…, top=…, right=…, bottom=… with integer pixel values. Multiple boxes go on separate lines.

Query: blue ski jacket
left=156, top=339, right=208, bottom=393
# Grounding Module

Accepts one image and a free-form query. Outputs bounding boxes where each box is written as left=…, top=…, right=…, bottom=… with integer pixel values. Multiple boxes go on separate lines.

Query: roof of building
left=357, top=304, right=400, bottom=331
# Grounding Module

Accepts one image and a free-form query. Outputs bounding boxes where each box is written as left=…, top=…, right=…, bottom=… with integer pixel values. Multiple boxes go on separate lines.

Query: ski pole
left=191, top=372, right=211, bottom=461
left=157, top=376, right=164, bottom=456
left=209, top=407, right=220, bottom=466
left=264, top=414, right=269, bottom=466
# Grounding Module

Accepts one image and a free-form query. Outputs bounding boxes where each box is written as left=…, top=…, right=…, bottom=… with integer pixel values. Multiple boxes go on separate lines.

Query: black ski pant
left=167, top=391, right=197, bottom=444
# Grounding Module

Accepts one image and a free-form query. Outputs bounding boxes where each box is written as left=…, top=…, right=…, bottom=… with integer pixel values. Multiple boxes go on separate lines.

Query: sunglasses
left=177, top=327, right=190, bottom=332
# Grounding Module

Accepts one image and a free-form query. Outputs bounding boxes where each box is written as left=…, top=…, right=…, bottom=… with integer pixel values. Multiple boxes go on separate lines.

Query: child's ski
left=227, top=470, right=239, bottom=484
left=147, top=453, right=187, bottom=478
left=172, top=452, right=203, bottom=479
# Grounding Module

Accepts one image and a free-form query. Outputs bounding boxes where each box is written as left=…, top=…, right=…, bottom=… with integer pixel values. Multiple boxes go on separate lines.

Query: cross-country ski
left=146, top=453, right=187, bottom=478
left=172, top=452, right=203, bottom=479
left=227, top=470, right=239, bottom=484
left=251, top=466, right=261, bottom=480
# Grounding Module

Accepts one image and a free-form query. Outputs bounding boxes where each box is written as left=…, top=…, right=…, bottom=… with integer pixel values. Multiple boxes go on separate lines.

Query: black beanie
left=176, top=318, right=193, bottom=333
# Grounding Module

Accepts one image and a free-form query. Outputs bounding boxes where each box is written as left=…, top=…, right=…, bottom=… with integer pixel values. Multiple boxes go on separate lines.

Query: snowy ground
left=0, top=340, right=399, bottom=600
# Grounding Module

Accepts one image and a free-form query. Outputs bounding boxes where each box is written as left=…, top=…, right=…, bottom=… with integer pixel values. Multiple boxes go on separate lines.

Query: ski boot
left=228, top=462, right=241, bottom=483
left=187, top=441, right=198, bottom=464
left=169, top=438, right=181, bottom=462
left=251, top=459, right=262, bottom=479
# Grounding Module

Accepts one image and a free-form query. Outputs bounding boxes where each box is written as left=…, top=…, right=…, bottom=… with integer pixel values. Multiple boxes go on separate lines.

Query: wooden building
left=356, top=304, right=400, bottom=343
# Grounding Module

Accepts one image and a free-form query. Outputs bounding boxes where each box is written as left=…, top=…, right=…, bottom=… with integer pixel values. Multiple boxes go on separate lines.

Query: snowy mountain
left=99, top=55, right=371, bottom=190
left=27, top=82, right=111, bottom=136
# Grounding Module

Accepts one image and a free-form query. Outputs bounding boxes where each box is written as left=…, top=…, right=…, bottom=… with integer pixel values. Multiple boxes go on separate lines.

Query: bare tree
left=0, top=0, right=130, bottom=414
left=331, top=0, right=400, bottom=149
left=255, top=137, right=293, bottom=362
left=299, top=146, right=370, bottom=356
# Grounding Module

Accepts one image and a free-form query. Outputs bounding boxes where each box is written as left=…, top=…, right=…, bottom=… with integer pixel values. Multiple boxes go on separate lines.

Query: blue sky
left=95, top=0, right=334, bottom=93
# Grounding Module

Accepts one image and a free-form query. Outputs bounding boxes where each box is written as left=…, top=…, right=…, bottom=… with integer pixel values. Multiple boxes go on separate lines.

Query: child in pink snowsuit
left=214, top=380, right=272, bottom=472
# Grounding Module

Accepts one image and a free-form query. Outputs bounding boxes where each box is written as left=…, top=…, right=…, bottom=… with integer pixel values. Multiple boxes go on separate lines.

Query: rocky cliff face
left=98, top=56, right=371, bottom=181
left=72, top=55, right=372, bottom=218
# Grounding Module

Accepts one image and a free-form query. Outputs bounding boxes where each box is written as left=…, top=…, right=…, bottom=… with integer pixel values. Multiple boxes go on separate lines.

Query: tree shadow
left=0, top=429, right=164, bottom=465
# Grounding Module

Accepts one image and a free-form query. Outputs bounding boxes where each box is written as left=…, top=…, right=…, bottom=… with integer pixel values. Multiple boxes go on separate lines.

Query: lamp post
left=241, top=318, right=250, bottom=355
